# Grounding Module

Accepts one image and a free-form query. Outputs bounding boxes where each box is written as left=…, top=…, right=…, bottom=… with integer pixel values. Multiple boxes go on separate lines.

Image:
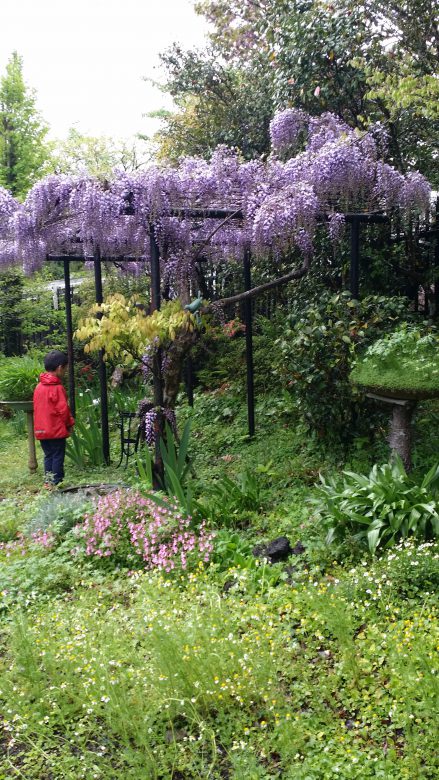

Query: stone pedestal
left=366, top=392, right=417, bottom=471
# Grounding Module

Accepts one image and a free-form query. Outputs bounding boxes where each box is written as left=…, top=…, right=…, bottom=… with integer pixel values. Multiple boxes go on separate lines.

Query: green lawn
left=0, top=390, right=438, bottom=779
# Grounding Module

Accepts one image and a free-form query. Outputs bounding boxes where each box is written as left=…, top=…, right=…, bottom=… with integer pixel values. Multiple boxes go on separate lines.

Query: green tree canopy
left=154, top=46, right=273, bottom=161
left=157, top=0, right=438, bottom=182
left=0, top=52, right=49, bottom=199
left=49, top=128, right=151, bottom=178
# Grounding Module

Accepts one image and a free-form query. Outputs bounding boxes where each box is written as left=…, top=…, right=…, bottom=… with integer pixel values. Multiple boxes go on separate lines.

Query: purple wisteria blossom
left=138, top=401, right=177, bottom=447
left=0, top=186, right=20, bottom=267
left=399, top=172, right=431, bottom=213
left=253, top=184, right=320, bottom=256
left=307, top=112, right=350, bottom=152
left=0, top=107, right=432, bottom=272
left=269, top=108, right=308, bottom=155
left=327, top=212, right=346, bottom=243
left=310, top=137, right=377, bottom=208
left=0, top=185, right=18, bottom=221
left=373, top=162, right=405, bottom=210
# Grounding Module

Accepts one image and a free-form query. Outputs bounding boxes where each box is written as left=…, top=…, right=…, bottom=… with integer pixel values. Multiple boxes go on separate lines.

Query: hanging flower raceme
left=307, top=112, right=350, bottom=152
left=0, top=185, right=19, bottom=224
left=143, top=405, right=177, bottom=446
left=0, top=186, right=20, bottom=267
left=373, top=163, right=405, bottom=210
left=327, top=212, right=346, bottom=243
left=252, top=183, right=320, bottom=256
left=0, top=107, right=432, bottom=274
left=398, top=172, right=431, bottom=214
left=269, top=108, right=308, bottom=155
left=310, top=136, right=378, bottom=210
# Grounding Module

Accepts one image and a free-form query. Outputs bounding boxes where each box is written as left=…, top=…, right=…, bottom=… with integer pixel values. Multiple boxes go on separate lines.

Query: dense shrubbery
left=0, top=270, right=23, bottom=355
left=20, top=287, right=66, bottom=351
left=193, top=313, right=284, bottom=394
left=0, top=270, right=67, bottom=356
left=276, top=290, right=410, bottom=438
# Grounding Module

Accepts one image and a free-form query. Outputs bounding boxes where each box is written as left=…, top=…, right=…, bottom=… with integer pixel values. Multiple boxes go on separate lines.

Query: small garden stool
left=117, top=411, right=142, bottom=467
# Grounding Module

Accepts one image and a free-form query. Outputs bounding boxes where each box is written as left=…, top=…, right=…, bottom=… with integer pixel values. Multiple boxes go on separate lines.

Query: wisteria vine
left=0, top=110, right=431, bottom=281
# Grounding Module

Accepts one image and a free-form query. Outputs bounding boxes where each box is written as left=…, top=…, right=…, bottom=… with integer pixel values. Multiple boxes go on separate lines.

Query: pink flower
left=79, top=489, right=214, bottom=573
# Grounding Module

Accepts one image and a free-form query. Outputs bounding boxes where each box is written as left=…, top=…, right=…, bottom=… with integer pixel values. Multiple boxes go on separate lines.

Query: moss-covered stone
left=350, top=326, right=439, bottom=400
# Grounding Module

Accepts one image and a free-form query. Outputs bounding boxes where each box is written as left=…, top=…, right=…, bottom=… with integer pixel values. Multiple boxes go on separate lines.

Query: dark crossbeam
left=93, top=246, right=110, bottom=466
left=46, top=254, right=146, bottom=262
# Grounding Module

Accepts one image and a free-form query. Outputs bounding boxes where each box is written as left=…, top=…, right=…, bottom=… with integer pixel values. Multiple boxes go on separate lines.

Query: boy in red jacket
left=33, top=350, right=75, bottom=486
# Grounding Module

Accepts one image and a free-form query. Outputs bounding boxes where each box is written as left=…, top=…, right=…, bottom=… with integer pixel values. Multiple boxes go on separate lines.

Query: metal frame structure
left=44, top=205, right=437, bottom=464
left=46, top=248, right=146, bottom=465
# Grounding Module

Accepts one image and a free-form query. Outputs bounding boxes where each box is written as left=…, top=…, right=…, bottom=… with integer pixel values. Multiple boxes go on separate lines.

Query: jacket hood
left=39, top=372, right=61, bottom=385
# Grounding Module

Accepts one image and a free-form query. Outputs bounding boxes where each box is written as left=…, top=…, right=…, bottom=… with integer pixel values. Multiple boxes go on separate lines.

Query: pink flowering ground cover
left=80, top=489, right=214, bottom=571
left=0, top=529, right=55, bottom=557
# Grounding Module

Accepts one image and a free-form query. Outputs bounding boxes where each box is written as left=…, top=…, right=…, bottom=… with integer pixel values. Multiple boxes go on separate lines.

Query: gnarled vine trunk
left=162, top=329, right=200, bottom=409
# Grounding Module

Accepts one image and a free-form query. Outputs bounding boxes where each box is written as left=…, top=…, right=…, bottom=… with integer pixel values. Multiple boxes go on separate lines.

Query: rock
left=282, top=564, right=298, bottom=584
left=252, top=536, right=292, bottom=563
left=291, top=541, right=306, bottom=555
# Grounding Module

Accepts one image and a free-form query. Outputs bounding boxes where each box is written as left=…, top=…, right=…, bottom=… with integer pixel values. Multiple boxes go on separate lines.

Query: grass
left=0, top=417, right=124, bottom=497
left=0, top=386, right=438, bottom=778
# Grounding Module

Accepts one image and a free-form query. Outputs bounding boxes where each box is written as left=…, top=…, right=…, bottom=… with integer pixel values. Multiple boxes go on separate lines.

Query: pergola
left=47, top=208, right=395, bottom=465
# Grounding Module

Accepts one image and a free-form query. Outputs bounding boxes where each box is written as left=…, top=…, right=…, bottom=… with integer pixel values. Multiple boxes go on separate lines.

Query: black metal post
left=243, top=246, right=255, bottom=437
left=434, top=197, right=439, bottom=319
left=149, top=226, right=165, bottom=487
left=150, top=226, right=161, bottom=313
left=93, top=246, right=110, bottom=465
left=349, top=216, right=360, bottom=299
left=63, top=259, right=76, bottom=416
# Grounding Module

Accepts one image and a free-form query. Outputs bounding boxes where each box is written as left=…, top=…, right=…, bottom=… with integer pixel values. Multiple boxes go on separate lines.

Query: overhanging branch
left=206, top=256, right=311, bottom=309
left=192, top=208, right=242, bottom=260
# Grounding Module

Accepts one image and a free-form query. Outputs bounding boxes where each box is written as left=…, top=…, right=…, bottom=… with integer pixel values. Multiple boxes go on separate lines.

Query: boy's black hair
left=44, top=350, right=69, bottom=372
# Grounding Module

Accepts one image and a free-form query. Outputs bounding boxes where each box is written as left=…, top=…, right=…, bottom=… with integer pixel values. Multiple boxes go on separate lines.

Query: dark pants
left=40, top=438, right=66, bottom=484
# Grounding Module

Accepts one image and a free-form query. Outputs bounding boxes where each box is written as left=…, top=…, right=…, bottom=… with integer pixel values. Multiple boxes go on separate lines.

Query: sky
left=0, top=0, right=209, bottom=141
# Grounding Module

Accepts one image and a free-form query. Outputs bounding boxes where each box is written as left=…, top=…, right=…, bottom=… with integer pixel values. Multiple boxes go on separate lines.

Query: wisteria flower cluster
left=269, top=108, right=308, bottom=155
left=81, top=489, right=214, bottom=571
left=253, top=183, right=319, bottom=256
left=0, top=110, right=431, bottom=276
left=137, top=399, right=177, bottom=446
left=327, top=212, right=346, bottom=243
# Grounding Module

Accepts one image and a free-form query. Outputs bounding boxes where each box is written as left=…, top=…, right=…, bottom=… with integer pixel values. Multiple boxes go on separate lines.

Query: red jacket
left=33, top=373, right=75, bottom=440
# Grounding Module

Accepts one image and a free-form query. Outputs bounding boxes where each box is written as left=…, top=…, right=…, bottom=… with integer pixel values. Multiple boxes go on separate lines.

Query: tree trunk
left=152, top=349, right=164, bottom=489
left=163, top=330, right=200, bottom=409
left=388, top=402, right=417, bottom=472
